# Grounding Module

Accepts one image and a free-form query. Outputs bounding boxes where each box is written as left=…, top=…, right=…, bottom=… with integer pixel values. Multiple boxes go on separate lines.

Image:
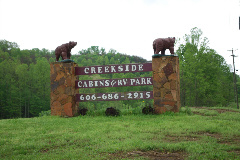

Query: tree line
left=0, top=41, right=51, bottom=119
left=177, top=27, right=237, bottom=106
left=0, top=27, right=238, bottom=119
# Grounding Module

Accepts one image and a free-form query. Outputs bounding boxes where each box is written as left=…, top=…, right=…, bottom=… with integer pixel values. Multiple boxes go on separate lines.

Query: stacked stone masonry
left=152, top=56, right=180, bottom=113
left=50, top=62, right=79, bottom=117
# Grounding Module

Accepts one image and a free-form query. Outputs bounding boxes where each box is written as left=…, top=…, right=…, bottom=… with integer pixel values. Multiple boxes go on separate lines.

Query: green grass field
left=1, top=107, right=240, bottom=160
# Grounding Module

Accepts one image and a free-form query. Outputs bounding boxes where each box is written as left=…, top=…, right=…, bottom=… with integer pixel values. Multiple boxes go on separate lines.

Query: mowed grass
left=0, top=107, right=240, bottom=160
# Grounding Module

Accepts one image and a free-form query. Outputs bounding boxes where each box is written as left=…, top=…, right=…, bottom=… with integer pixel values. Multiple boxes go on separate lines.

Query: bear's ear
left=172, top=37, right=175, bottom=42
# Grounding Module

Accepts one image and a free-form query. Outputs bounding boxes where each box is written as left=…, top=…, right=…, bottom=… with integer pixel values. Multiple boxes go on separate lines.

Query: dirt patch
left=192, top=111, right=206, bottom=116
left=191, top=107, right=240, bottom=116
left=194, top=131, right=240, bottom=145
left=205, top=108, right=239, bottom=113
left=194, top=131, right=222, bottom=139
left=164, top=132, right=240, bottom=146
left=108, top=150, right=187, bottom=160
left=164, top=135, right=200, bottom=142
left=218, top=136, right=240, bottom=145
left=228, top=149, right=240, bottom=157
left=209, top=108, right=239, bottom=114
left=163, top=132, right=240, bottom=146
left=191, top=107, right=240, bottom=114
left=39, top=148, right=49, bottom=153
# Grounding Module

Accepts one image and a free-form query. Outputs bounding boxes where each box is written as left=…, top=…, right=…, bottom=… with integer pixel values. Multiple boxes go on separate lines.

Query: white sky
left=0, top=0, right=240, bottom=71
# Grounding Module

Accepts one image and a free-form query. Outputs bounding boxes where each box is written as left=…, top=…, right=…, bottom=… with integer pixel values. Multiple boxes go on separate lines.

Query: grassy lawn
left=0, top=107, right=240, bottom=160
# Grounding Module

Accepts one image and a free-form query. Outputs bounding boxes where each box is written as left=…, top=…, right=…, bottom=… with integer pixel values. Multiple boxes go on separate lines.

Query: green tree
left=177, top=27, right=233, bottom=106
left=0, top=40, right=19, bottom=53
left=16, top=64, right=29, bottom=117
left=103, top=56, right=109, bottom=65
left=0, top=58, right=20, bottom=118
left=109, top=57, right=115, bottom=64
left=28, top=58, right=50, bottom=116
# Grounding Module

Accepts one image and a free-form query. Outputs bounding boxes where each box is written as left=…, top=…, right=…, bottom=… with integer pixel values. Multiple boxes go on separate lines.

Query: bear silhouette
left=153, top=37, right=175, bottom=55
left=55, top=41, right=77, bottom=61
left=105, top=107, right=120, bottom=116
left=78, top=108, right=88, bottom=116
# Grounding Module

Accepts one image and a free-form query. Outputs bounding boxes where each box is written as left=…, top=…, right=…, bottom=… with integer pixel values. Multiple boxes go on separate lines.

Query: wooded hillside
left=0, top=27, right=238, bottom=119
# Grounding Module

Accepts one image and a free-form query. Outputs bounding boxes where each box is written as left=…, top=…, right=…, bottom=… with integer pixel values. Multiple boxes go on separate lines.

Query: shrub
left=105, top=107, right=120, bottom=116
left=78, top=108, right=88, bottom=116
left=180, top=106, right=193, bottom=115
left=39, top=110, right=51, bottom=117
left=142, top=105, right=154, bottom=114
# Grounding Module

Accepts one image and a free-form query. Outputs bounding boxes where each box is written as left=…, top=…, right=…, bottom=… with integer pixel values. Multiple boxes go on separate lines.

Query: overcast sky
left=0, top=0, right=240, bottom=71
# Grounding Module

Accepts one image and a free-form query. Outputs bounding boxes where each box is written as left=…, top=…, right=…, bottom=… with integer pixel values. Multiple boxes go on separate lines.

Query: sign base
left=57, top=59, right=75, bottom=63
left=152, top=54, right=176, bottom=58
left=152, top=55, right=180, bottom=114
left=50, top=62, right=79, bottom=117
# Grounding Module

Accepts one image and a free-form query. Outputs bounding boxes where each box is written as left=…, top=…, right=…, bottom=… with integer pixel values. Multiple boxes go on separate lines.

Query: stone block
left=152, top=56, right=180, bottom=113
left=50, top=62, right=79, bottom=117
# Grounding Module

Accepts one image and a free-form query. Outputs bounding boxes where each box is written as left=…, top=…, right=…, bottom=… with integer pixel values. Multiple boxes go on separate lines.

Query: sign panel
left=75, top=63, right=152, bottom=75
left=76, top=91, right=153, bottom=102
left=76, top=77, right=153, bottom=88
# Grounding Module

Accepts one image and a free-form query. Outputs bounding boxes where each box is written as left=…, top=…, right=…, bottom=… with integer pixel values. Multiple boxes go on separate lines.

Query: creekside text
left=75, top=63, right=152, bottom=75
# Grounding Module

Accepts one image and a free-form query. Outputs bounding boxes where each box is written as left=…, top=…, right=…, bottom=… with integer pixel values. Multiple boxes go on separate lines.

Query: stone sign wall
left=50, top=56, right=180, bottom=117
left=50, top=62, right=79, bottom=117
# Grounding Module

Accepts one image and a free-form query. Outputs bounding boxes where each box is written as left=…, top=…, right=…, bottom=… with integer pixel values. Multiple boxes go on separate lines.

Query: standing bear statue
left=153, top=37, right=175, bottom=55
left=55, top=41, right=77, bottom=61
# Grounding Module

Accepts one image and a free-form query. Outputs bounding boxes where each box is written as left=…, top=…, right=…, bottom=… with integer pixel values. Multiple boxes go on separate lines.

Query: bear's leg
left=154, top=45, right=162, bottom=54
left=67, top=52, right=71, bottom=59
left=55, top=53, right=60, bottom=61
left=169, top=47, right=174, bottom=55
left=153, top=44, right=157, bottom=54
left=61, top=52, right=68, bottom=60
left=161, top=49, right=166, bottom=55
left=155, top=49, right=161, bottom=54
